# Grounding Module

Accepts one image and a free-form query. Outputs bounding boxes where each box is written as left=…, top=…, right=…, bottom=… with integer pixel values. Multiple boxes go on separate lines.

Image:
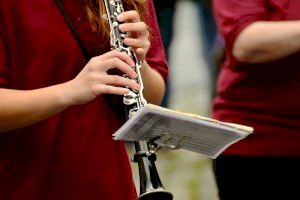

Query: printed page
left=113, top=104, right=253, bottom=158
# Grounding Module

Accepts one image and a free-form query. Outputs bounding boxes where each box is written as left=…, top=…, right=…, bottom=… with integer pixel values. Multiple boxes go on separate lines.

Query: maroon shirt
left=0, top=0, right=168, bottom=199
left=213, top=0, right=300, bottom=156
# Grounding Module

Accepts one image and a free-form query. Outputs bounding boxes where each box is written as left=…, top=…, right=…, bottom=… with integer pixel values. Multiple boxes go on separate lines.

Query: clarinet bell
left=138, top=190, right=173, bottom=200
left=135, top=142, right=174, bottom=200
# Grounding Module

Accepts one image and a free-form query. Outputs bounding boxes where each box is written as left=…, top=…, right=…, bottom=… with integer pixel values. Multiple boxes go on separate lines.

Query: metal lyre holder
left=103, top=0, right=173, bottom=199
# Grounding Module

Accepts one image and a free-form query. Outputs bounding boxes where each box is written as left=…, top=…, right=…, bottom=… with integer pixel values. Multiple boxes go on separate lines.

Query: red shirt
left=0, top=0, right=168, bottom=199
left=213, top=0, right=300, bottom=156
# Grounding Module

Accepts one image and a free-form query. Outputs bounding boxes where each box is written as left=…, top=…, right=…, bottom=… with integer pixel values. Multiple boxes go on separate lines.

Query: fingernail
left=134, top=84, right=140, bottom=91
left=118, top=24, right=124, bottom=30
left=102, top=14, right=108, bottom=21
left=131, top=74, right=138, bottom=79
left=117, top=15, right=123, bottom=21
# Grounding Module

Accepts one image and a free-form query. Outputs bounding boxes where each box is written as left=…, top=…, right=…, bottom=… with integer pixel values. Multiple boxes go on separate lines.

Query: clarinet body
left=103, top=0, right=173, bottom=199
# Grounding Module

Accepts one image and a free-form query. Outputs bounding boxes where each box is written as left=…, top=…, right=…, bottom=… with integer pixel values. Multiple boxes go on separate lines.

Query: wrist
left=55, top=81, right=76, bottom=108
left=141, top=60, right=150, bottom=76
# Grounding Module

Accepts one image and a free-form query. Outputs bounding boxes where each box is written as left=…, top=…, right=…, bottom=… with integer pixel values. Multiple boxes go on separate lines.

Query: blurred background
left=128, top=0, right=220, bottom=199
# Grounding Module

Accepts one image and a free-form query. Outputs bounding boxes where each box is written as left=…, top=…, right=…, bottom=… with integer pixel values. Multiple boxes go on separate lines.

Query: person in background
left=194, top=0, right=217, bottom=65
left=212, top=0, right=300, bottom=199
left=154, top=0, right=223, bottom=107
left=153, top=0, right=177, bottom=107
left=193, top=0, right=223, bottom=98
left=0, top=0, right=167, bottom=199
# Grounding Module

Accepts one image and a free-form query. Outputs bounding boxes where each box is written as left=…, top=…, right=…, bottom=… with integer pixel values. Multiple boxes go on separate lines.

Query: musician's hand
left=64, top=50, right=140, bottom=105
left=117, top=11, right=150, bottom=64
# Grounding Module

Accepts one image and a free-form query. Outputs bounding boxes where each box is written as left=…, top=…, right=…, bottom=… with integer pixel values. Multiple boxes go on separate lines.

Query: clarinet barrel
left=103, top=0, right=173, bottom=199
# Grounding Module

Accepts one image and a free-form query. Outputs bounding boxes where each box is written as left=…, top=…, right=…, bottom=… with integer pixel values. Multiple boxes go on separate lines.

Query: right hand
left=64, top=50, right=140, bottom=105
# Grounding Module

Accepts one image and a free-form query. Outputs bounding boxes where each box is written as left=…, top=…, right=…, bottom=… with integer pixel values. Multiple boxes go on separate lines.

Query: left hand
left=117, top=11, right=150, bottom=64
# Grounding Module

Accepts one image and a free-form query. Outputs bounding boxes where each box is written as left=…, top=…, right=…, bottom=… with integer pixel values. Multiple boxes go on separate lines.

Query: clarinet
left=103, top=0, right=173, bottom=199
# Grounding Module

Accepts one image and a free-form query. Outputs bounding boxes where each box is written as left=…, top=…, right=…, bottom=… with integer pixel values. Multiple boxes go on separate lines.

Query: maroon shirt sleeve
left=213, top=0, right=268, bottom=52
left=145, top=0, right=169, bottom=83
left=0, top=21, right=8, bottom=87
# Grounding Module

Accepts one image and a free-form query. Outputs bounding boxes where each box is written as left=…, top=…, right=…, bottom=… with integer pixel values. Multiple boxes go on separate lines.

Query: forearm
left=0, top=51, right=142, bottom=132
left=0, top=84, right=71, bottom=132
left=233, top=20, right=300, bottom=63
left=141, top=62, right=165, bottom=105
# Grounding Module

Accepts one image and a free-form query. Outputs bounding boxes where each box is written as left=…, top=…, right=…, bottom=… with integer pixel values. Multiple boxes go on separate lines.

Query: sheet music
left=113, top=104, right=253, bottom=158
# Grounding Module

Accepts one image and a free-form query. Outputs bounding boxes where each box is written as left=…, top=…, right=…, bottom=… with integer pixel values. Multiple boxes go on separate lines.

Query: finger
left=102, top=14, right=108, bottom=21
left=136, top=48, right=145, bottom=60
left=119, top=22, right=147, bottom=34
left=104, top=75, right=140, bottom=91
left=117, top=10, right=140, bottom=23
left=123, top=38, right=147, bottom=49
left=101, top=58, right=137, bottom=79
left=96, top=84, right=130, bottom=95
left=95, top=50, right=135, bottom=67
